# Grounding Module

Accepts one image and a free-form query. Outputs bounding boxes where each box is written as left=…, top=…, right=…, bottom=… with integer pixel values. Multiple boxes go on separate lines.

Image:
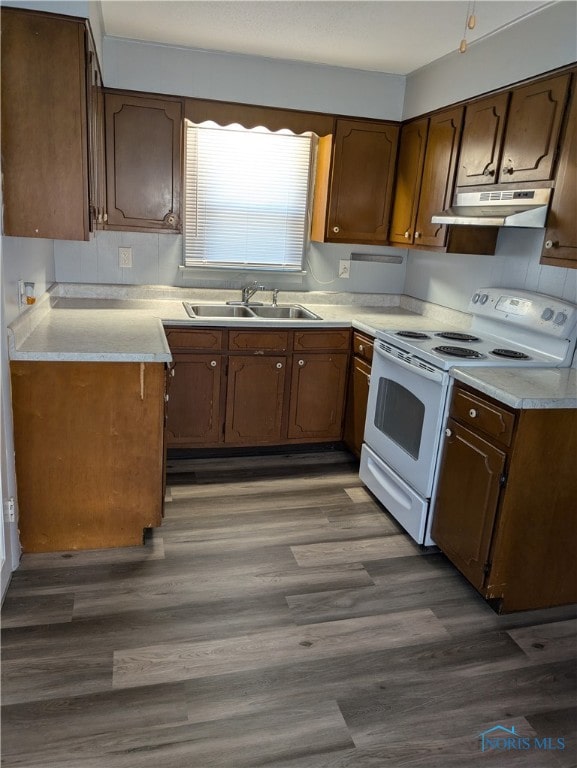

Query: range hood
left=432, top=188, right=551, bottom=228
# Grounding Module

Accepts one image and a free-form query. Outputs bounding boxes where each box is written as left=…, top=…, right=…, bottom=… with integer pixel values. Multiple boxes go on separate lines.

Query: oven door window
left=374, top=378, right=425, bottom=460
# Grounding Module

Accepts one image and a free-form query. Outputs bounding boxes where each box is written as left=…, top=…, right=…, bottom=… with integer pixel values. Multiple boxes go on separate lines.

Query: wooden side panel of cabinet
left=499, top=74, right=570, bottom=183
left=324, top=119, right=399, bottom=244
left=415, top=107, right=464, bottom=248
left=105, top=92, right=182, bottom=232
left=541, top=74, right=577, bottom=269
left=1, top=9, right=90, bottom=241
left=11, top=362, right=165, bottom=552
left=288, top=353, right=349, bottom=440
left=225, top=356, right=286, bottom=443
left=343, top=357, right=371, bottom=458
left=166, top=355, right=224, bottom=446
left=389, top=118, right=429, bottom=244
left=431, top=418, right=506, bottom=591
left=457, top=92, right=510, bottom=186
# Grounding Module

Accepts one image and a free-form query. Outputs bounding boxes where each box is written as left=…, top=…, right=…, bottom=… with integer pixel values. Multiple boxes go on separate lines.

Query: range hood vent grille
left=431, top=188, right=551, bottom=228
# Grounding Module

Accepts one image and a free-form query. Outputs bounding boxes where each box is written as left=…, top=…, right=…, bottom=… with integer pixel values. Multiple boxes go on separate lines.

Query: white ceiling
left=99, top=0, right=555, bottom=75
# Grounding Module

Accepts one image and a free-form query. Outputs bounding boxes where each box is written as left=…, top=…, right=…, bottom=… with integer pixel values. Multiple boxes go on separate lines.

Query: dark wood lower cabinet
left=343, top=331, right=374, bottom=457
left=225, top=356, right=286, bottom=443
left=165, top=326, right=350, bottom=449
left=288, top=353, right=349, bottom=440
left=432, top=383, right=577, bottom=612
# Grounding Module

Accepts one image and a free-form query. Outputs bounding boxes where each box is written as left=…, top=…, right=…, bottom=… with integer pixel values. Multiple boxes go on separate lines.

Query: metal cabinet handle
left=469, top=408, right=477, bottom=418
left=276, top=362, right=283, bottom=369
left=164, top=393, right=170, bottom=403
left=169, top=367, right=176, bottom=377
left=210, top=360, right=217, bottom=367
left=298, top=359, right=305, bottom=367
left=332, top=226, right=340, bottom=233
left=445, top=428, right=452, bottom=437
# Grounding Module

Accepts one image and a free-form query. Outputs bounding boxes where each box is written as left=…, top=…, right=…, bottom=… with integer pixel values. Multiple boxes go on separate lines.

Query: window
left=183, top=121, right=314, bottom=271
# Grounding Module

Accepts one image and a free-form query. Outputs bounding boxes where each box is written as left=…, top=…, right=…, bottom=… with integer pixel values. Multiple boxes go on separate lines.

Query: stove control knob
left=480, top=293, right=489, bottom=305
left=554, top=311, right=568, bottom=326
left=472, top=293, right=480, bottom=304
left=541, top=308, right=554, bottom=322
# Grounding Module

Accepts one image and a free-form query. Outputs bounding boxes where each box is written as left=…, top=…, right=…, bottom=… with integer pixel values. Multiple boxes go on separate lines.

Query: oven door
left=363, top=342, right=449, bottom=498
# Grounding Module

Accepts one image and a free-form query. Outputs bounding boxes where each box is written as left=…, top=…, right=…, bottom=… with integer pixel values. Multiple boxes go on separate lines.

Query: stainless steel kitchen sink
left=183, top=303, right=256, bottom=318
left=249, top=305, right=322, bottom=320
left=183, top=302, right=322, bottom=320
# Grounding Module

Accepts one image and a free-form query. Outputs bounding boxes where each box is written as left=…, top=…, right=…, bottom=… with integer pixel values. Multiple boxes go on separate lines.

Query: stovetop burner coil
left=395, top=331, right=430, bottom=339
left=434, top=345, right=485, bottom=359
left=435, top=332, right=480, bottom=342
left=491, top=348, right=531, bottom=359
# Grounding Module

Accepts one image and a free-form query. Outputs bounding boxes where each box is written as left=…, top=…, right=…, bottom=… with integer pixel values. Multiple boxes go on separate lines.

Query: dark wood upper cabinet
left=312, top=119, right=399, bottom=245
left=414, top=106, right=464, bottom=248
left=1, top=8, right=93, bottom=241
left=499, top=73, right=570, bottom=183
left=541, top=73, right=577, bottom=269
left=388, top=118, right=429, bottom=244
left=105, top=92, right=183, bottom=232
left=456, top=92, right=510, bottom=186
left=389, top=108, right=463, bottom=249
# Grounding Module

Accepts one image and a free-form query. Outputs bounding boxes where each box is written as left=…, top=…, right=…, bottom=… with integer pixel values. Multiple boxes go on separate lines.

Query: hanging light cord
left=459, top=0, right=477, bottom=53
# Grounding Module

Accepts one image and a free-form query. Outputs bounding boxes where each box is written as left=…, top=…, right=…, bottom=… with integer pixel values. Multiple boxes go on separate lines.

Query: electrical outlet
left=3, top=497, right=15, bottom=523
left=338, top=259, right=350, bottom=279
left=118, top=247, right=133, bottom=268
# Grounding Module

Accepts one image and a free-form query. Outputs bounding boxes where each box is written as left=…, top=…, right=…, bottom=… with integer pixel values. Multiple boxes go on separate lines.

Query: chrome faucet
left=241, top=281, right=265, bottom=304
left=272, top=289, right=279, bottom=306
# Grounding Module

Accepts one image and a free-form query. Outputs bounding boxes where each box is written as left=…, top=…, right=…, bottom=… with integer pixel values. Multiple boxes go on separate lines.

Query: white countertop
left=451, top=367, right=577, bottom=409
left=8, top=288, right=469, bottom=364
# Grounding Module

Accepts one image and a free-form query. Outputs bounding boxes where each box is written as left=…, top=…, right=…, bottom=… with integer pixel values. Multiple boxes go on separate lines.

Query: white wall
left=404, top=229, right=577, bottom=312
left=54, top=231, right=407, bottom=295
left=103, top=36, right=405, bottom=121
left=3, top=237, right=55, bottom=325
left=403, top=1, right=577, bottom=119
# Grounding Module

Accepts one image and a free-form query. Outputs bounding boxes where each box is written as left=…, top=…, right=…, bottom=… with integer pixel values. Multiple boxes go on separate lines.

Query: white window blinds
left=184, top=121, right=313, bottom=271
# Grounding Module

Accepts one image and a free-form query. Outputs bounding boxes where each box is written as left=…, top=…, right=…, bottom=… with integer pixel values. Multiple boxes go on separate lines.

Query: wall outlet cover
left=118, top=247, right=133, bottom=268
left=338, top=259, right=350, bottom=279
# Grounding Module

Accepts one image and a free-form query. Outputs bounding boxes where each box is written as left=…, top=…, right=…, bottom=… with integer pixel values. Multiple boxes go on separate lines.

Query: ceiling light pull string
left=459, top=0, right=476, bottom=53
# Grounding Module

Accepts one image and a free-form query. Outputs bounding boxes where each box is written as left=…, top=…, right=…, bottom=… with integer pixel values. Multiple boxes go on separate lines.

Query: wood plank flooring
left=2, top=449, right=576, bottom=767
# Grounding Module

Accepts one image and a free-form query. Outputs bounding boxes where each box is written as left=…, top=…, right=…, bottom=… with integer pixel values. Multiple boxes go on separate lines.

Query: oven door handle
left=374, top=344, right=446, bottom=384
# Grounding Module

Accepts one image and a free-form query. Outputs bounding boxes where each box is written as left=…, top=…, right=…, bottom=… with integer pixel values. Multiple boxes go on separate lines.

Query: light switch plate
left=118, top=247, right=133, bottom=268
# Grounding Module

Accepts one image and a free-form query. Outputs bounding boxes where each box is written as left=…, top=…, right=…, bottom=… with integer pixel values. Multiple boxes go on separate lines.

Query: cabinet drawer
left=165, top=328, right=223, bottom=351
left=352, top=332, right=374, bottom=363
left=451, top=387, right=515, bottom=446
left=229, top=330, right=289, bottom=352
left=293, top=329, right=350, bottom=351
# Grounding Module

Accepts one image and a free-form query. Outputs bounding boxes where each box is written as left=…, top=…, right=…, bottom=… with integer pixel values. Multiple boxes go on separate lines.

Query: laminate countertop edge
left=451, top=367, right=577, bottom=410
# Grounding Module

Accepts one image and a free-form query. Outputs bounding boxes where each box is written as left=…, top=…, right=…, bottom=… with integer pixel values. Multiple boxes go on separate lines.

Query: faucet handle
left=272, top=289, right=279, bottom=306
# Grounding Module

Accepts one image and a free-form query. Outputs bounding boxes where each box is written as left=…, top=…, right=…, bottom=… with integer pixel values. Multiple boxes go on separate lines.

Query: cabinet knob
left=404, top=230, right=410, bottom=239
left=414, top=232, right=421, bottom=239
left=164, top=394, right=170, bottom=403
left=469, top=408, right=477, bottom=418
left=210, top=360, right=217, bottom=367
left=445, top=428, right=452, bottom=437
left=358, top=344, right=364, bottom=352
left=332, top=226, right=340, bottom=234
left=483, top=166, right=495, bottom=177
left=298, top=359, right=305, bottom=367
left=169, top=367, right=176, bottom=377
left=544, top=240, right=558, bottom=250
left=502, top=165, right=514, bottom=175
left=276, top=362, right=283, bottom=369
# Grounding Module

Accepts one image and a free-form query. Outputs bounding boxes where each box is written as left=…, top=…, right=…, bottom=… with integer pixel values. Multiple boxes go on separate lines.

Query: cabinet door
left=105, top=92, right=182, bottom=231
left=1, top=9, right=90, bottom=241
left=456, top=93, right=510, bottom=186
left=541, top=75, right=577, bottom=269
left=166, top=355, right=223, bottom=446
left=288, top=353, right=349, bottom=440
left=499, top=74, right=570, bottom=183
left=225, top=356, right=286, bottom=444
left=343, top=357, right=371, bottom=458
left=326, top=119, right=399, bottom=244
left=415, top=107, right=464, bottom=248
left=389, top=118, right=429, bottom=245
left=431, top=419, right=506, bottom=592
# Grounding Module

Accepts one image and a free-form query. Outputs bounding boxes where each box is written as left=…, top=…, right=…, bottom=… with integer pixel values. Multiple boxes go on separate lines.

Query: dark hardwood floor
left=2, top=450, right=576, bottom=767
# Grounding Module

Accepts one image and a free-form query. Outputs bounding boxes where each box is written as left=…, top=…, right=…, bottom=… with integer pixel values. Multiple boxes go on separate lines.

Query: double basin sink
left=183, top=302, right=322, bottom=321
